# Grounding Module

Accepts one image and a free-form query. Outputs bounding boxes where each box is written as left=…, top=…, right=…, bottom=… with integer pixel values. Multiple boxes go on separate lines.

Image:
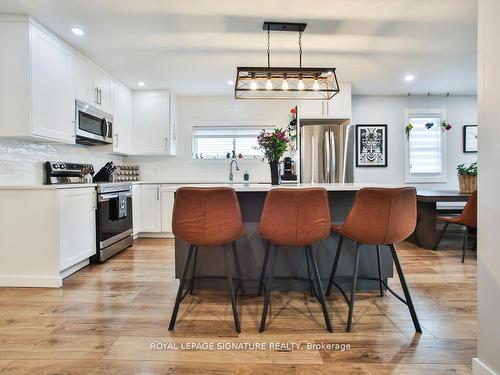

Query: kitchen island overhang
left=171, top=183, right=406, bottom=292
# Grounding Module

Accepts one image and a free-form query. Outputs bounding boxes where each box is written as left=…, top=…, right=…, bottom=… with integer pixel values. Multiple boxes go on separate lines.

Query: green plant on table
left=457, top=162, right=477, bottom=176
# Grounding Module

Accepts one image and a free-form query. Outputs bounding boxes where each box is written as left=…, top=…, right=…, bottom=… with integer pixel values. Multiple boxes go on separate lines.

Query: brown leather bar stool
left=257, top=188, right=333, bottom=332
left=326, top=187, right=422, bottom=333
left=168, top=187, right=245, bottom=333
left=433, top=190, right=477, bottom=262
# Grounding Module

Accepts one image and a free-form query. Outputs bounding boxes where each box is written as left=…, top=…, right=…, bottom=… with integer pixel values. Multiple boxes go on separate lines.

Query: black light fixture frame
left=234, top=22, right=340, bottom=100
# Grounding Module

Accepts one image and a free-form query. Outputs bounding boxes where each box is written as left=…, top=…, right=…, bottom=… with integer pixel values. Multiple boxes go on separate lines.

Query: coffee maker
left=281, top=157, right=297, bottom=181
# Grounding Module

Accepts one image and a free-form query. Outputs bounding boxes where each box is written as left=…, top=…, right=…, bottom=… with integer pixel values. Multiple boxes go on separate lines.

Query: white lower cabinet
left=140, top=184, right=162, bottom=232
left=0, top=186, right=96, bottom=288
left=132, top=184, right=142, bottom=236
left=58, top=188, right=96, bottom=272
left=161, top=191, right=175, bottom=233
left=134, top=184, right=174, bottom=237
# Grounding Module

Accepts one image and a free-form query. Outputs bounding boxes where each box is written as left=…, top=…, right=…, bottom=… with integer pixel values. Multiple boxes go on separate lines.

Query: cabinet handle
left=156, top=186, right=160, bottom=201
left=95, top=87, right=99, bottom=104
left=115, top=133, right=119, bottom=147
left=98, top=89, right=102, bottom=105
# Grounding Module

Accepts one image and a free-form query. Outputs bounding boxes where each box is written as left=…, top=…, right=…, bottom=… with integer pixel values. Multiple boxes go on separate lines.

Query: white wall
left=474, top=1, right=500, bottom=374
left=0, top=139, right=123, bottom=185
left=129, top=96, right=297, bottom=183
left=131, top=94, right=477, bottom=188
left=352, top=95, right=477, bottom=190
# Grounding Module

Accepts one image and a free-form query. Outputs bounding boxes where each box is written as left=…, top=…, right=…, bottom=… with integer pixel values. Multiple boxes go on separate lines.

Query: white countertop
left=0, top=183, right=97, bottom=190
left=0, top=182, right=407, bottom=192
left=156, top=183, right=406, bottom=192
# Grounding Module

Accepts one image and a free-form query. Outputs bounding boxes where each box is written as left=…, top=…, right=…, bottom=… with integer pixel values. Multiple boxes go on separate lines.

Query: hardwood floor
left=0, top=238, right=476, bottom=374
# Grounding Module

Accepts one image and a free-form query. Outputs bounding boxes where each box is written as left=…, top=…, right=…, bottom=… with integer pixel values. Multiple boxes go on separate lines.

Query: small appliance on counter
left=281, top=157, right=297, bottom=181
left=115, top=165, right=140, bottom=181
left=45, top=161, right=95, bottom=184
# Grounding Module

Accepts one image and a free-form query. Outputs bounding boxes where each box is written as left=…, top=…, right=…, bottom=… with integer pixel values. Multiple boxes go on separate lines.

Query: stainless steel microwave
left=75, top=100, right=113, bottom=145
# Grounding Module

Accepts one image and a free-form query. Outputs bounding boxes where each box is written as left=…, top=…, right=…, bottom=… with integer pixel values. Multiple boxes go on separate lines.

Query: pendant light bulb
left=250, top=73, right=257, bottom=90
left=282, top=74, right=289, bottom=91
left=313, top=75, right=320, bottom=91
left=266, top=74, right=273, bottom=90
left=297, top=74, right=305, bottom=90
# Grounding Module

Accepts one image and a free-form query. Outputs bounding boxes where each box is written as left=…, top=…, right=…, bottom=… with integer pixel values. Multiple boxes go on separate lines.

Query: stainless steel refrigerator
left=299, top=119, right=354, bottom=183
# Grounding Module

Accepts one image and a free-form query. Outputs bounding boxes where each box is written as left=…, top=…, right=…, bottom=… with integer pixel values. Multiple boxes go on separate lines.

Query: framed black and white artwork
left=355, top=124, right=388, bottom=167
left=463, top=125, right=478, bottom=153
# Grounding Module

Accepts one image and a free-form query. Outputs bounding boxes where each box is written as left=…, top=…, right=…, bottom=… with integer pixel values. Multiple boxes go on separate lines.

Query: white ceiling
left=0, top=0, right=478, bottom=95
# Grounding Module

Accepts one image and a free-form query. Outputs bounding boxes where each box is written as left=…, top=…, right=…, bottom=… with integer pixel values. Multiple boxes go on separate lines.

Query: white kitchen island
left=169, top=183, right=404, bottom=292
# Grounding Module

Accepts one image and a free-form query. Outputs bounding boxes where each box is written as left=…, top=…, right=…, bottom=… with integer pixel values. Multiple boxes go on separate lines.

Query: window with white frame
left=405, top=110, right=447, bottom=182
left=192, top=126, right=270, bottom=159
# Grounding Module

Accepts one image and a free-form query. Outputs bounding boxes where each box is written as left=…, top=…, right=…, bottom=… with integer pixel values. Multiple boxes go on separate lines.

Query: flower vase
left=269, top=161, right=281, bottom=185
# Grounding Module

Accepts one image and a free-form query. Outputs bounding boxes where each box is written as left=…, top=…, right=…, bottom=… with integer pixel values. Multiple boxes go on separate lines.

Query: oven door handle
left=98, top=192, right=132, bottom=202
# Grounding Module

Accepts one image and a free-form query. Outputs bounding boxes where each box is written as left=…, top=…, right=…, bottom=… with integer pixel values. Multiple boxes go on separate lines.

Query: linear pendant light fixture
left=234, top=22, right=340, bottom=100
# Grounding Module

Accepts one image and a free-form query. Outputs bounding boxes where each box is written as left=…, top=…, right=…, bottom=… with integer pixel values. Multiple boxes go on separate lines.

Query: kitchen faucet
left=229, top=159, right=240, bottom=181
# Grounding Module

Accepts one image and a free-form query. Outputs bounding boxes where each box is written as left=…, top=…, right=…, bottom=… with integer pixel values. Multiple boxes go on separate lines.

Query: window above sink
left=192, top=126, right=272, bottom=160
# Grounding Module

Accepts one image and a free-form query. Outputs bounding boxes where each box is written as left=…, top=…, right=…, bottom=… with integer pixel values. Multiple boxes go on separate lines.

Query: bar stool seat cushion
left=332, top=187, right=417, bottom=245
left=258, top=188, right=330, bottom=247
left=436, top=191, right=477, bottom=228
left=172, top=187, right=245, bottom=247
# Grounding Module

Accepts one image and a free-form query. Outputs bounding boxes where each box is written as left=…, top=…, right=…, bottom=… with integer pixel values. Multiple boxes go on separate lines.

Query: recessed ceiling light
left=404, top=74, right=415, bottom=81
left=137, top=81, right=145, bottom=87
left=327, top=71, right=333, bottom=76
left=71, top=27, right=84, bottom=36
left=227, top=80, right=234, bottom=85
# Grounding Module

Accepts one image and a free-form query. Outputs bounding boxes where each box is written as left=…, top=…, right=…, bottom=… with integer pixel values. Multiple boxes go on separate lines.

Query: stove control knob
left=53, top=164, right=59, bottom=169
left=60, top=164, right=66, bottom=169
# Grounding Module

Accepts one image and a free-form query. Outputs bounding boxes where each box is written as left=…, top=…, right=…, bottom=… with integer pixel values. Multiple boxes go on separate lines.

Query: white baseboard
left=137, top=232, right=174, bottom=239
left=0, top=275, right=62, bottom=288
left=60, top=259, right=89, bottom=280
left=473, top=358, right=498, bottom=375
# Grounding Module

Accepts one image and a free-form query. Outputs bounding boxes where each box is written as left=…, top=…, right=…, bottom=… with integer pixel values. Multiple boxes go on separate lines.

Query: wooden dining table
left=409, top=190, right=471, bottom=249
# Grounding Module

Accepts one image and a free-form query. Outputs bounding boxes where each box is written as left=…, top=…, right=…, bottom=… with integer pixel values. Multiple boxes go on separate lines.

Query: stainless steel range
left=94, top=182, right=133, bottom=262
left=45, top=161, right=133, bottom=262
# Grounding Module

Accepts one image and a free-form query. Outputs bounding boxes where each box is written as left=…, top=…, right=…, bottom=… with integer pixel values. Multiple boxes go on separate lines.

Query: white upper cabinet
left=113, top=82, right=133, bottom=154
left=326, top=83, right=352, bottom=119
left=30, top=24, right=75, bottom=143
left=0, top=18, right=74, bottom=143
left=72, top=54, right=114, bottom=114
left=298, top=83, right=352, bottom=120
left=133, top=90, right=177, bottom=155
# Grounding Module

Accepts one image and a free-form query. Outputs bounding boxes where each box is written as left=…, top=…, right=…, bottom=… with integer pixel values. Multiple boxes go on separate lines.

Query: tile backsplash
left=0, top=139, right=123, bottom=185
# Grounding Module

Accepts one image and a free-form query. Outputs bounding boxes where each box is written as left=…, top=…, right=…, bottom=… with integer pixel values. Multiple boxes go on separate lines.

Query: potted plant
left=256, top=128, right=289, bottom=185
left=457, top=162, right=477, bottom=193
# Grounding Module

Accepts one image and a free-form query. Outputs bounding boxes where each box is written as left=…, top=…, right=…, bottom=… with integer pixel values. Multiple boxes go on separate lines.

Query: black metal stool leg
left=231, top=241, right=245, bottom=296
left=462, top=226, right=469, bottom=263
left=376, top=245, right=384, bottom=297
left=223, top=244, right=241, bottom=333
left=305, top=247, right=314, bottom=297
left=306, top=246, right=333, bottom=332
left=259, top=244, right=278, bottom=333
left=326, top=236, right=344, bottom=296
left=169, top=244, right=195, bottom=330
left=389, top=243, right=422, bottom=333
left=346, top=242, right=360, bottom=332
left=189, top=246, right=198, bottom=295
left=433, top=221, right=449, bottom=250
left=257, top=241, right=270, bottom=296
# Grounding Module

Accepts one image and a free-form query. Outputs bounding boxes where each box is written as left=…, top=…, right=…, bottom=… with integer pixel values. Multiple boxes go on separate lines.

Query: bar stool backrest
left=341, top=187, right=417, bottom=245
left=459, top=190, right=477, bottom=228
left=258, top=188, right=331, bottom=247
left=172, top=187, right=244, bottom=246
